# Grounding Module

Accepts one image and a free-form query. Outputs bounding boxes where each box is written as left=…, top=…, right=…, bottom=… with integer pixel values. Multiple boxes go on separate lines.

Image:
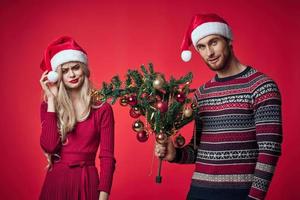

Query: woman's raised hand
left=40, top=71, right=58, bottom=100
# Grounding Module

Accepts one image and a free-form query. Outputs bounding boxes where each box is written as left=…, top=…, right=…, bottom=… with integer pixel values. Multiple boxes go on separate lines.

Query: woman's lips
left=69, top=78, right=79, bottom=83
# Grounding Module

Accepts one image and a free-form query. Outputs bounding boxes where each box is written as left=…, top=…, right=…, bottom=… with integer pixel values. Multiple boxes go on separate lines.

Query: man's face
left=195, top=35, right=232, bottom=71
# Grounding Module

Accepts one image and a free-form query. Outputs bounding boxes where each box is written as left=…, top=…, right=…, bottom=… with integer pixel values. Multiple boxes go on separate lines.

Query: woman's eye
left=73, top=65, right=80, bottom=70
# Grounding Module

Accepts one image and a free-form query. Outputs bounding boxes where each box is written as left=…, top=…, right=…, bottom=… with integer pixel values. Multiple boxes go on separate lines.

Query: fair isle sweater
left=173, top=67, right=282, bottom=200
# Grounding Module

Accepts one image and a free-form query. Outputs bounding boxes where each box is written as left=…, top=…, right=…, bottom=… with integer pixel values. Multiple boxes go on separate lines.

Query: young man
left=155, top=14, right=282, bottom=200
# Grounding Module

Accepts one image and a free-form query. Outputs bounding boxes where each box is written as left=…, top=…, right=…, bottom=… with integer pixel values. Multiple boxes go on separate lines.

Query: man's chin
left=207, top=64, right=225, bottom=71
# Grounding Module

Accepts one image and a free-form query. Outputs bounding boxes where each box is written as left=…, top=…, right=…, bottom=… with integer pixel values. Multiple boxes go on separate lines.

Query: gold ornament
left=120, top=96, right=128, bottom=106
left=191, top=102, right=197, bottom=110
left=153, top=76, right=164, bottom=90
left=183, top=108, right=193, bottom=118
left=175, top=134, right=185, bottom=147
left=156, top=133, right=168, bottom=144
left=132, top=120, right=144, bottom=132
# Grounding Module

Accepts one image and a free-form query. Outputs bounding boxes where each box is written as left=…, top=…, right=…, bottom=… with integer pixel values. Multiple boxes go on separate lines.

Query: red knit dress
left=39, top=102, right=115, bottom=200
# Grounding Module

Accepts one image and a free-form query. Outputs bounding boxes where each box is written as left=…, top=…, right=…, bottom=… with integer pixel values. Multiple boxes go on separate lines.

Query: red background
left=1, top=0, right=299, bottom=199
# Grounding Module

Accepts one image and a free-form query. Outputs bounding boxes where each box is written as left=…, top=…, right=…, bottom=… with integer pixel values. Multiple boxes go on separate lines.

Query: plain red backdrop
left=1, top=0, right=299, bottom=199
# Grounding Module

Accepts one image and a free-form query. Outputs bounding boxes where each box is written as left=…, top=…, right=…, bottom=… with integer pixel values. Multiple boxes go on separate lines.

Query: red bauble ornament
left=127, top=95, right=137, bottom=106
left=137, top=131, right=149, bottom=142
left=129, top=107, right=141, bottom=118
left=156, top=101, right=168, bottom=113
left=175, top=134, right=186, bottom=147
left=156, top=133, right=168, bottom=144
left=176, top=92, right=186, bottom=103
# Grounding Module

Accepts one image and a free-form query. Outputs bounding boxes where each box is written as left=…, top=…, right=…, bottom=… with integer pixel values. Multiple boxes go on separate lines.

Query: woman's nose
left=68, top=70, right=75, bottom=77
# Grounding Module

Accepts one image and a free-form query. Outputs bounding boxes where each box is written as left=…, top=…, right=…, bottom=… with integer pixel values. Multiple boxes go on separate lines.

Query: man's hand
left=154, top=137, right=176, bottom=161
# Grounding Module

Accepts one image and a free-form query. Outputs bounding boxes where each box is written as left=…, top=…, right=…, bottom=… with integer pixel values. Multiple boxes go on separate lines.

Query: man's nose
left=207, top=47, right=214, bottom=57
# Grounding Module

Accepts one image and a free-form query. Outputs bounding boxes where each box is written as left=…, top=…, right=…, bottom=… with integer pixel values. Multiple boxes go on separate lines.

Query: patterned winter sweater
left=173, top=67, right=282, bottom=200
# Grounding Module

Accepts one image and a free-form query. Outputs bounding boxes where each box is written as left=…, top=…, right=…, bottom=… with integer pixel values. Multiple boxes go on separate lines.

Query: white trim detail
left=50, top=49, right=88, bottom=71
left=191, top=22, right=232, bottom=47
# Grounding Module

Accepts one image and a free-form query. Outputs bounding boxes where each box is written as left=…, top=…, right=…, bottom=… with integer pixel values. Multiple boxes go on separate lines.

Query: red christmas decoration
left=137, top=131, right=149, bottom=142
left=127, top=95, right=137, bottom=106
left=129, top=107, right=141, bottom=118
left=156, top=101, right=168, bottom=113
left=176, top=92, right=186, bottom=103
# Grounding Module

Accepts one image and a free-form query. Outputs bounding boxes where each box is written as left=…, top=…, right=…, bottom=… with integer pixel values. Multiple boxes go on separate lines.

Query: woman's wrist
left=47, top=97, right=56, bottom=112
left=99, top=191, right=109, bottom=200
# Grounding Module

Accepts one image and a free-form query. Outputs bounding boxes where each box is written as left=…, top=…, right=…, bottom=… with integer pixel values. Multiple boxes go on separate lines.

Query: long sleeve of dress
left=40, top=102, right=61, bottom=154
left=98, top=103, right=116, bottom=194
left=248, top=79, right=283, bottom=200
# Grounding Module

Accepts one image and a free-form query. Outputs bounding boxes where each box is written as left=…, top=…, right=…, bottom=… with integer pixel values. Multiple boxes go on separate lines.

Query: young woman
left=39, top=36, right=115, bottom=200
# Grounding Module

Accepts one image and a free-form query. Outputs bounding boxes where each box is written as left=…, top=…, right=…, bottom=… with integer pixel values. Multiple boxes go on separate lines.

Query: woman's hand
left=99, top=191, right=109, bottom=200
left=40, top=71, right=58, bottom=112
left=40, top=71, right=58, bottom=100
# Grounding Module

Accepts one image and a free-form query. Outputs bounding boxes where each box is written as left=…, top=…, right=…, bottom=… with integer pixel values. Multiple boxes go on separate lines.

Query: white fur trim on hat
left=191, top=22, right=232, bottom=47
left=50, top=49, right=88, bottom=71
left=181, top=50, right=192, bottom=62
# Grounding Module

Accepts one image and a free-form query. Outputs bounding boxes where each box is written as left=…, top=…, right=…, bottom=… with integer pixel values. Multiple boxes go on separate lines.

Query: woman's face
left=60, top=62, right=85, bottom=90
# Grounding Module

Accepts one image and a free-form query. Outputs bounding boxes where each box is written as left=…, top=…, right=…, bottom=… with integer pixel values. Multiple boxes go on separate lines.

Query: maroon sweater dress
left=39, top=102, right=115, bottom=200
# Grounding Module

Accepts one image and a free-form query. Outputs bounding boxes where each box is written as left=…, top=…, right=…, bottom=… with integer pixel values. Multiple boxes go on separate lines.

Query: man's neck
left=216, top=56, right=247, bottom=78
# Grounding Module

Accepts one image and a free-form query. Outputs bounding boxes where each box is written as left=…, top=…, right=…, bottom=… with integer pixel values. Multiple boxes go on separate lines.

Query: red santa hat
left=40, top=36, right=88, bottom=82
left=181, top=14, right=233, bottom=62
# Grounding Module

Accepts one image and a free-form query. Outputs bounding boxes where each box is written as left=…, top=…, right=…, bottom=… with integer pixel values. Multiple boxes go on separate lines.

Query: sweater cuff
left=43, top=111, right=57, bottom=119
left=169, top=148, right=182, bottom=163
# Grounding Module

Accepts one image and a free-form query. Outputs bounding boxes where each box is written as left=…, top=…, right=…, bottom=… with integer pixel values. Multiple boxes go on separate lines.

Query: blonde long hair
left=56, top=62, right=92, bottom=141
left=44, top=62, right=94, bottom=169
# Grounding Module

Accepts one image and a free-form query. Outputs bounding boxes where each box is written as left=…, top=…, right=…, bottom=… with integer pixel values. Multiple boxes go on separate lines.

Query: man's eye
left=197, top=45, right=205, bottom=50
left=212, top=40, right=217, bottom=45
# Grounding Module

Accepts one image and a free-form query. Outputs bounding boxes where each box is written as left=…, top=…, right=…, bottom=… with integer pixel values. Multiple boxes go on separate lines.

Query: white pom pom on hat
left=180, top=14, right=233, bottom=62
left=181, top=50, right=192, bottom=62
left=47, top=71, right=59, bottom=83
left=40, top=36, right=88, bottom=83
